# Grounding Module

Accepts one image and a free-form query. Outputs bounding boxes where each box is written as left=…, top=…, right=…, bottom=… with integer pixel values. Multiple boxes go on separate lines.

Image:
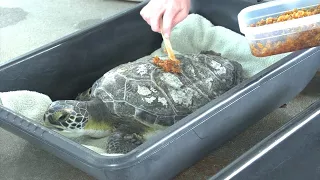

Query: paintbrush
left=159, top=18, right=177, bottom=61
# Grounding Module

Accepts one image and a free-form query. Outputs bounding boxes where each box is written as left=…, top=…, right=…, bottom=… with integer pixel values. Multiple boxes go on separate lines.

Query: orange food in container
left=238, top=0, right=320, bottom=57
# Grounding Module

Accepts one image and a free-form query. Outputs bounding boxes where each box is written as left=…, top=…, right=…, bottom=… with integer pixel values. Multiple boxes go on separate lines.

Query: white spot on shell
left=210, top=61, right=226, bottom=74
left=137, top=85, right=152, bottom=96
left=150, top=87, right=158, bottom=93
left=117, top=68, right=126, bottom=73
left=216, top=67, right=226, bottom=74
left=158, top=97, right=168, bottom=107
left=137, top=64, right=148, bottom=76
left=160, top=73, right=183, bottom=89
left=145, top=96, right=156, bottom=104
left=170, top=88, right=196, bottom=106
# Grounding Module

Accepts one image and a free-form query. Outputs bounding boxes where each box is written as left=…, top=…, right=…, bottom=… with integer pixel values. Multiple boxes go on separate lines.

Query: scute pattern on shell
left=90, top=53, right=243, bottom=127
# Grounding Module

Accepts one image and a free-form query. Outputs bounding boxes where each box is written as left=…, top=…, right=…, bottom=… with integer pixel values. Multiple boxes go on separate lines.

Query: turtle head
left=75, top=88, right=92, bottom=101
left=43, top=99, right=112, bottom=138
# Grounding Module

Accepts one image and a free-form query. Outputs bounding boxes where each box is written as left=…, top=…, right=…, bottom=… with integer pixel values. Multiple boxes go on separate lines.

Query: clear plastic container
left=238, top=0, right=320, bottom=57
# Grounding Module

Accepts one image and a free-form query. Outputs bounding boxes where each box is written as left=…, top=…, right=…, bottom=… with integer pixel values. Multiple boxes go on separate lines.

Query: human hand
left=140, top=0, right=191, bottom=38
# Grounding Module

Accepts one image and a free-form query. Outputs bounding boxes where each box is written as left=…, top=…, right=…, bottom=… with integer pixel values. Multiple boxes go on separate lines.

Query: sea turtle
left=43, top=51, right=244, bottom=154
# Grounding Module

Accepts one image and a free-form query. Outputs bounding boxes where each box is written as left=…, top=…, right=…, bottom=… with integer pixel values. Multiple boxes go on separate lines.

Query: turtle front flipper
left=106, top=130, right=145, bottom=154
left=105, top=122, right=151, bottom=154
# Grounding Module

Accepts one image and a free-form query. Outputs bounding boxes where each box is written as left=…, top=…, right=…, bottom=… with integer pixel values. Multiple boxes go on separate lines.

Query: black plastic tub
left=0, top=0, right=319, bottom=180
left=210, top=99, right=320, bottom=180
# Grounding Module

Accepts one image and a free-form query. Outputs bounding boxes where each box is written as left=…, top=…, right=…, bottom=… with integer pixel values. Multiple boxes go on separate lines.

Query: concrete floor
left=0, top=0, right=319, bottom=180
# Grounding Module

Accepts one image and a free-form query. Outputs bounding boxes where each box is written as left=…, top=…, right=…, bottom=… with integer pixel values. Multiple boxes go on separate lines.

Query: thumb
left=162, top=8, right=180, bottom=38
left=171, top=11, right=188, bottom=31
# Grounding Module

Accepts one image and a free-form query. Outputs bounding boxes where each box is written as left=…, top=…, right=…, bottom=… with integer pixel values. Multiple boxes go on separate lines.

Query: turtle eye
left=58, top=113, right=69, bottom=122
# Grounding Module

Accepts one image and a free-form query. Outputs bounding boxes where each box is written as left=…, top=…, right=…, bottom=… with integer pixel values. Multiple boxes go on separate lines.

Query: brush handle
left=159, top=18, right=176, bottom=61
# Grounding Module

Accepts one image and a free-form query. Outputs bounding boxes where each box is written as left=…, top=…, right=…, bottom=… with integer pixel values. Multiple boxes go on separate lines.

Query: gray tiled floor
left=0, top=0, right=137, bottom=63
left=0, top=1, right=319, bottom=180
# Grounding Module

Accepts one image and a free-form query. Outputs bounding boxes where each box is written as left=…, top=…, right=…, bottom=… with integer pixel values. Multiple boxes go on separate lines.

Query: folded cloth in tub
left=0, top=90, right=52, bottom=123
left=0, top=14, right=289, bottom=155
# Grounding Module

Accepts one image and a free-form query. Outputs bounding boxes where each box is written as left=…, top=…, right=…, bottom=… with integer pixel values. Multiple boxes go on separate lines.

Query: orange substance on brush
left=153, top=56, right=181, bottom=74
